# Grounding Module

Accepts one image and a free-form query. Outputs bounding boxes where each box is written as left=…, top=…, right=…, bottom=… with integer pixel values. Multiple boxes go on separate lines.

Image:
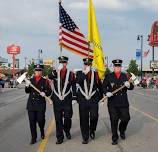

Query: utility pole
left=137, top=35, right=143, bottom=80
left=152, top=46, right=155, bottom=76
left=24, top=57, right=27, bottom=69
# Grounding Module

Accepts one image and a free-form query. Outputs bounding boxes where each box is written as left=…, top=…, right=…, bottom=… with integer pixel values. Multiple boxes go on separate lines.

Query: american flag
left=59, top=2, right=93, bottom=59
left=144, top=50, right=150, bottom=58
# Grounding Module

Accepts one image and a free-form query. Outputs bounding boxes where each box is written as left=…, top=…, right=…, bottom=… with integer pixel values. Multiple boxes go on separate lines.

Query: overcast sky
left=0, top=0, right=158, bottom=69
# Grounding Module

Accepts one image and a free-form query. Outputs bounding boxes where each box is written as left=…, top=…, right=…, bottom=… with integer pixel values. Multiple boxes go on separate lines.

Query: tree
left=43, top=65, right=52, bottom=76
left=27, top=63, right=52, bottom=77
left=27, top=63, right=35, bottom=76
left=105, top=67, right=111, bottom=76
left=127, top=59, right=140, bottom=76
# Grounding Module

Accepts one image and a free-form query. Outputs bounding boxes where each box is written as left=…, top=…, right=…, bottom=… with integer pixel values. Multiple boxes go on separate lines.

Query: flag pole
left=88, top=41, right=91, bottom=59
left=59, top=0, right=63, bottom=92
left=59, top=0, right=62, bottom=57
left=60, top=45, right=62, bottom=57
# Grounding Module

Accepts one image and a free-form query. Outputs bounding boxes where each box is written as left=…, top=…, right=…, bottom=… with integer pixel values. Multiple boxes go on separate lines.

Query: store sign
left=149, top=21, right=158, bottom=47
left=150, top=61, right=158, bottom=69
left=7, top=44, right=20, bottom=55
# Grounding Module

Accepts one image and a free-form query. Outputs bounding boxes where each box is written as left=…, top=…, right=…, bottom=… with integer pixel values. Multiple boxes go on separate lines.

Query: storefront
left=0, top=57, right=8, bottom=63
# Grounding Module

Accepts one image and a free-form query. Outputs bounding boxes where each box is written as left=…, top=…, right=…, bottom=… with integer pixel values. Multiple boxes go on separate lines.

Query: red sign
left=7, top=44, right=21, bottom=55
left=149, top=21, right=158, bottom=47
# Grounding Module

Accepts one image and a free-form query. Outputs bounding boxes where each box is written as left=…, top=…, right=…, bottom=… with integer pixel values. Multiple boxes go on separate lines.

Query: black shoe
left=30, top=139, right=37, bottom=145
left=65, top=132, right=71, bottom=140
left=56, top=139, right=63, bottom=144
left=41, top=129, right=45, bottom=140
left=112, top=140, right=118, bottom=145
left=90, top=131, right=95, bottom=139
left=41, top=134, right=45, bottom=140
left=82, top=139, right=88, bottom=144
left=120, top=133, right=126, bottom=140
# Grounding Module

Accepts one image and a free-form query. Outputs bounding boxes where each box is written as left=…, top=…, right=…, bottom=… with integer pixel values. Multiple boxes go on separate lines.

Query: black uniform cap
left=83, top=58, right=93, bottom=65
left=58, top=56, right=69, bottom=63
left=112, top=59, right=123, bottom=66
left=34, top=64, right=44, bottom=71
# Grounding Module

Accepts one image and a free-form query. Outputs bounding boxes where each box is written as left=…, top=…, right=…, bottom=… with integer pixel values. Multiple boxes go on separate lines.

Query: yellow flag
left=88, top=0, right=106, bottom=79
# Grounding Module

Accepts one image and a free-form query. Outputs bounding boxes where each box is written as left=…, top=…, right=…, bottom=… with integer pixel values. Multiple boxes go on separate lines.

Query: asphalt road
left=0, top=87, right=158, bottom=152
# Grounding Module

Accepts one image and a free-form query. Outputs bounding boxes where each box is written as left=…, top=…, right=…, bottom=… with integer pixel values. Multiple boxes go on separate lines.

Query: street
left=1, top=0, right=158, bottom=152
left=0, top=87, right=158, bottom=152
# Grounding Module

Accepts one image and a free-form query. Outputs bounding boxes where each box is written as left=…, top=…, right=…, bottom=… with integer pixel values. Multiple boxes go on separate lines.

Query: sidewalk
left=135, top=86, right=158, bottom=94
left=131, top=87, right=158, bottom=101
left=0, top=83, right=25, bottom=93
left=0, top=88, right=18, bottom=93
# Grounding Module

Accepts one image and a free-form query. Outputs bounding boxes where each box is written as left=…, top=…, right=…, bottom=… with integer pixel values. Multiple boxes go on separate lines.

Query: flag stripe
left=61, top=36, right=92, bottom=53
left=59, top=27, right=93, bottom=53
left=73, top=29, right=85, bottom=37
left=60, top=30, right=88, bottom=45
left=61, top=43, right=93, bottom=58
left=60, top=40, right=93, bottom=56
left=59, top=34, right=90, bottom=50
left=59, top=3, right=93, bottom=58
left=60, top=28, right=87, bottom=42
left=61, top=43, right=93, bottom=59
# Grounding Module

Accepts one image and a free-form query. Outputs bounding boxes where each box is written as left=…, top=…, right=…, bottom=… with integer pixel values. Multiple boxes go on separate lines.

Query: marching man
left=25, top=64, right=52, bottom=145
left=48, top=56, right=77, bottom=144
left=102, top=59, right=134, bottom=145
left=76, top=58, right=103, bottom=144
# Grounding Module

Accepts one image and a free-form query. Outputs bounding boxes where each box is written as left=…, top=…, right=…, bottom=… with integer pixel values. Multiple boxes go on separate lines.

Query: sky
left=0, top=0, right=158, bottom=69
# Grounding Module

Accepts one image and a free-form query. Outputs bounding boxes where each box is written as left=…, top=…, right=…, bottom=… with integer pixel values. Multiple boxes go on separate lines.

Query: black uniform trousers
left=28, top=110, right=45, bottom=140
left=53, top=103, right=73, bottom=140
left=79, top=102, right=99, bottom=140
left=108, top=106, right=130, bottom=141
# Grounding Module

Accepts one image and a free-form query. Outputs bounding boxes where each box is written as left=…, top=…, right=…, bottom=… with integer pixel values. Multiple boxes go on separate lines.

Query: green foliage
left=127, top=59, right=140, bottom=76
left=27, top=63, right=35, bottom=76
left=43, top=65, right=52, bottom=76
left=27, top=63, right=52, bottom=77
left=105, top=67, right=111, bottom=75
left=8, top=63, right=11, bottom=67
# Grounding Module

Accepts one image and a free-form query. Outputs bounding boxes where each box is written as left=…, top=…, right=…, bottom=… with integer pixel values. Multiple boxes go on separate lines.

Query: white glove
left=72, top=100, right=77, bottom=105
left=106, top=92, right=113, bottom=98
left=25, top=79, right=31, bottom=87
left=124, top=81, right=130, bottom=88
left=40, top=92, right=46, bottom=97
left=58, top=63, right=63, bottom=70
left=83, top=66, right=90, bottom=75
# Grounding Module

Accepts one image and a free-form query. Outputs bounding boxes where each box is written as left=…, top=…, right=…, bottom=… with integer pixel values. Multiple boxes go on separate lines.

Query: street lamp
left=137, top=35, right=143, bottom=80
